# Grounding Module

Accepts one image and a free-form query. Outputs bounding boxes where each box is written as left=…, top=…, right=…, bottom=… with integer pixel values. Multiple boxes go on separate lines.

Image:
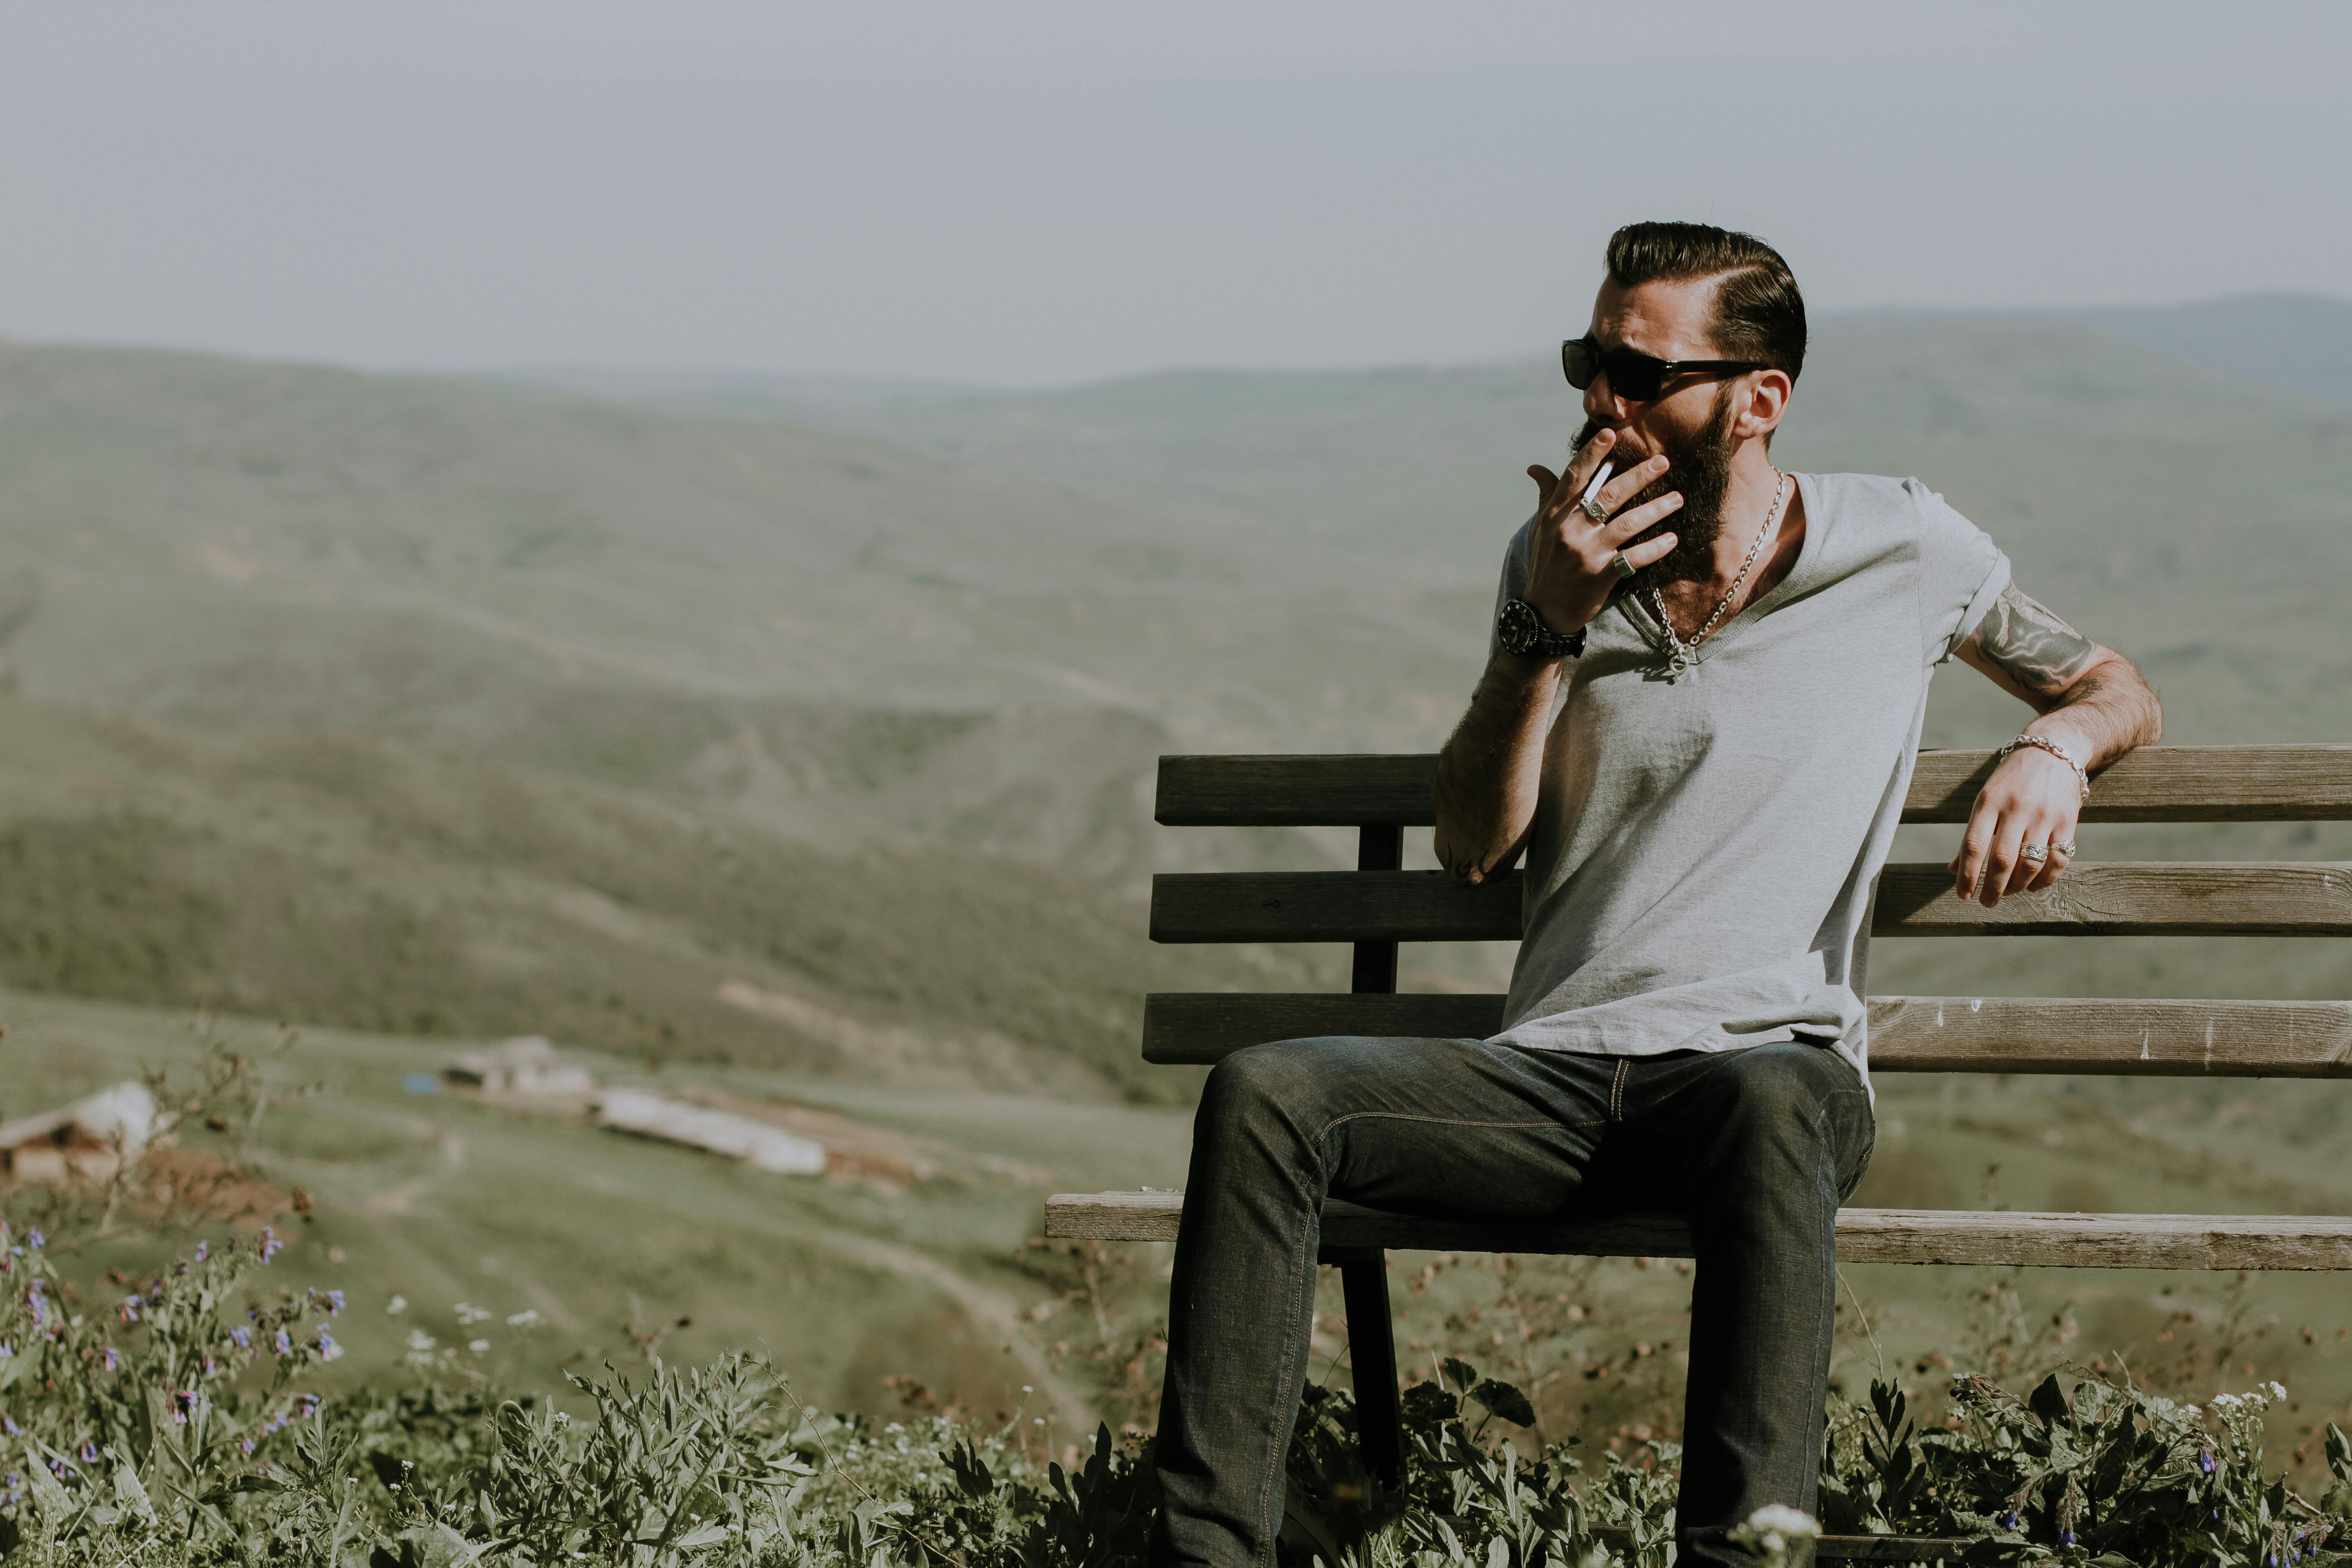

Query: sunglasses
left=1561, top=336, right=1766, bottom=402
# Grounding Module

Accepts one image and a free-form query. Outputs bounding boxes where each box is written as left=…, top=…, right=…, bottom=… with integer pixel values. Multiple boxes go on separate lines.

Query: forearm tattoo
left=1975, top=584, right=2098, bottom=694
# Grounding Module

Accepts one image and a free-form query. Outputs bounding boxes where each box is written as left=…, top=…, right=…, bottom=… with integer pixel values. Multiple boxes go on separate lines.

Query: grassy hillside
left=3, top=309, right=2351, bottom=1087
left=7, top=318, right=2352, bottom=1444
left=0, top=693, right=1343, bottom=1099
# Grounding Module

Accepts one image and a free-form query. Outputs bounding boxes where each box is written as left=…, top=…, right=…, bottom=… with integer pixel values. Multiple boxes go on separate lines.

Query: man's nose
left=1583, top=372, right=1627, bottom=425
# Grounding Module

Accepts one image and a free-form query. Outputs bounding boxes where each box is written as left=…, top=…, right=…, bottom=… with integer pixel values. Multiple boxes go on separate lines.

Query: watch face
left=1498, top=599, right=1537, bottom=655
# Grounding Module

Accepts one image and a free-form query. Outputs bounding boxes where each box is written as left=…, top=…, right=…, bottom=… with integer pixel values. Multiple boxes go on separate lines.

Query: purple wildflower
left=272, top=1330, right=292, bottom=1356
left=26, top=1230, right=43, bottom=1251
left=260, top=1228, right=281, bottom=1264
left=230, top=1326, right=251, bottom=1348
left=240, top=1437, right=255, bottom=1455
left=118, top=1298, right=140, bottom=1325
left=2200, top=1451, right=2219, bottom=1474
left=194, top=1241, right=208, bottom=1263
left=1, top=1417, right=18, bottom=1438
left=313, top=1329, right=339, bottom=1360
left=76, top=1443, right=96, bottom=1465
left=101, top=1348, right=119, bottom=1372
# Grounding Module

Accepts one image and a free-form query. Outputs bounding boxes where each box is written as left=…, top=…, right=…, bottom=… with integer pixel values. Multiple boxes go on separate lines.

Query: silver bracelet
left=1996, top=732, right=2091, bottom=801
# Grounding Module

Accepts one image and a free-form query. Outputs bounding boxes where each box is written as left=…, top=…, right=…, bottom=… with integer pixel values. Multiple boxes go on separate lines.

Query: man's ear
left=1730, top=368, right=1793, bottom=444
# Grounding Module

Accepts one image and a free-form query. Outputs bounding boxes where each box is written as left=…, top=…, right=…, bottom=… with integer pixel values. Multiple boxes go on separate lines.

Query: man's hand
left=1950, top=583, right=2163, bottom=906
left=1521, top=427, right=1686, bottom=636
left=1948, top=746, right=2083, bottom=905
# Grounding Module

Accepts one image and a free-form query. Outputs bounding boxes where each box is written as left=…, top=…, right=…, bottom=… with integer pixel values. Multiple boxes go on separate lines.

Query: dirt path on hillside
left=309, top=1101, right=1097, bottom=1432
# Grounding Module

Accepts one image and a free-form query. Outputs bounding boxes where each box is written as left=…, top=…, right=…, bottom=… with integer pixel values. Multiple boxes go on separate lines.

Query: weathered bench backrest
left=1143, top=745, right=2352, bottom=1078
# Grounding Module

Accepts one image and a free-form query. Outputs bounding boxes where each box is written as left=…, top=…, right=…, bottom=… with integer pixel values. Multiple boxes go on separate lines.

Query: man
left=1151, top=222, right=2162, bottom=1567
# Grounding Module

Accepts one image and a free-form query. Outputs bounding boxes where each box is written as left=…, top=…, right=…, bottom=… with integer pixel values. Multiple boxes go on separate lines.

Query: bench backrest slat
left=1151, top=863, right=2352, bottom=944
left=1156, top=744, right=2352, bottom=827
left=1142, top=993, right=2352, bottom=1077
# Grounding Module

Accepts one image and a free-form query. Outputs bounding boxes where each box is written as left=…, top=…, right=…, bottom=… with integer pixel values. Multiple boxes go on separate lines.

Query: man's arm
left=1432, top=653, right=1560, bottom=883
left=1948, top=583, right=2163, bottom=905
left=1433, top=429, right=1686, bottom=883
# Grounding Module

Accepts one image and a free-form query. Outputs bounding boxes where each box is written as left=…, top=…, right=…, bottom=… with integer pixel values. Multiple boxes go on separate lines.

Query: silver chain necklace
left=1647, top=470, right=1791, bottom=683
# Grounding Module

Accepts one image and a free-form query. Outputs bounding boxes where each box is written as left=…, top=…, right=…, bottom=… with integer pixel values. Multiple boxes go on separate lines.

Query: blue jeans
left=1150, top=1036, right=1875, bottom=1568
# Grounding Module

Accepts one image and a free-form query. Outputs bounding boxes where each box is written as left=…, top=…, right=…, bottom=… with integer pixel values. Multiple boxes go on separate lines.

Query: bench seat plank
left=1156, top=745, right=2352, bottom=827
left=1140, top=993, right=2352, bottom=1076
left=1151, top=863, right=2352, bottom=943
left=1047, top=1192, right=2352, bottom=1269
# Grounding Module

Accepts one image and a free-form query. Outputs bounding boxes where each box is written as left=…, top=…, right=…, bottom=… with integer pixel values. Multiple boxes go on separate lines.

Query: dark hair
left=1605, top=221, right=1806, bottom=382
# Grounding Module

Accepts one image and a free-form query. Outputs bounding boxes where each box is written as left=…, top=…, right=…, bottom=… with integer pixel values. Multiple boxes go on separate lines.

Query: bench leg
left=1336, top=824, right=1406, bottom=1481
left=1331, top=1247, right=1403, bottom=1482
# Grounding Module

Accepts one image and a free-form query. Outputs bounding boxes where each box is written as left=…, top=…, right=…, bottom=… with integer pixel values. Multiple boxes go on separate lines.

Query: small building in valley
left=594, top=1088, right=827, bottom=1175
left=0, top=1082, right=158, bottom=1184
left=445, top=1037, right=596, bottom=1099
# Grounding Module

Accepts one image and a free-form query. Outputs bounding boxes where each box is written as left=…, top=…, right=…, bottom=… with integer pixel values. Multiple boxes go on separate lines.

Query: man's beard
left=1573, top=382, right=1739, bottom=596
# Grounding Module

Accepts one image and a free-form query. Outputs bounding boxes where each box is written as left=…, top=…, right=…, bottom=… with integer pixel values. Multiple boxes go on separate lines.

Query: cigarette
left=1578, top=461, right=1614, bottom=507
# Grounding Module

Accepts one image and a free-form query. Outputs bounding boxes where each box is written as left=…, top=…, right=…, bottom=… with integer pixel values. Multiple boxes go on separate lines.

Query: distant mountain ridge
left=2063, top=292, right=2352, bottom=411
left=510, top=289, right=2352, bottom=417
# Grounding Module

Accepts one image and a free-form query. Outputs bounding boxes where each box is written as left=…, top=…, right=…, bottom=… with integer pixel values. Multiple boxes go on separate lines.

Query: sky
left=3, top=2, right=2348, bottom=386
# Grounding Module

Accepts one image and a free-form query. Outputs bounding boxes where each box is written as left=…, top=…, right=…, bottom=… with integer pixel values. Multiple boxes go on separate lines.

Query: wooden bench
left=1046, top=743, right=2352, bottom=1559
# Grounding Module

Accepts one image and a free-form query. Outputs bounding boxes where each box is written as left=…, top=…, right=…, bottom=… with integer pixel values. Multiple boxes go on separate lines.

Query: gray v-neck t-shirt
left=1483, top=472, right=2010, bottom=1087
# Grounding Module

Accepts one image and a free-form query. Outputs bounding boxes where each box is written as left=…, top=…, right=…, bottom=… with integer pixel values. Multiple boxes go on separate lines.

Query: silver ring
left=1609, top=551, right=1637, bottom=580
left=1579, top=495, right=1611, bottom=522
left=2020, top=843, right=2049, bottom=862
left=2052, top=840, right=2076, bottom=857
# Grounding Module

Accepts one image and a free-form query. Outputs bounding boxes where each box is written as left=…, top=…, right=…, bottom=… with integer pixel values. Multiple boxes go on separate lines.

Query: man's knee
left=1710, top=1044, right=1870, bottom=1163
left=1196, top=1036, right=1352, bottom=1140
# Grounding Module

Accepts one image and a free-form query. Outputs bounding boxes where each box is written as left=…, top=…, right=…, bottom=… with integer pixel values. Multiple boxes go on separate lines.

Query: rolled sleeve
left=1906, top=480, right=2011, bottom=666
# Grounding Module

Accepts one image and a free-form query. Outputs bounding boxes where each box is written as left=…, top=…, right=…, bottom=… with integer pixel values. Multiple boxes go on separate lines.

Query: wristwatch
left=1496, top=598, right=1586, bottom=661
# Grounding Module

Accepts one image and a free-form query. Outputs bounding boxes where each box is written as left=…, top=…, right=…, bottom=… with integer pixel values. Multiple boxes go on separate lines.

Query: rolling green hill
left=6, top=308, right=2352, bottom=1431
left=3, top=306, right=2351, bottom=1087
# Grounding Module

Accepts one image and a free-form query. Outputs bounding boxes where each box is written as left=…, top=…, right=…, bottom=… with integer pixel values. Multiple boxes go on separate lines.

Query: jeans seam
left=1256, top=1164, right=1322, bottom=1566
left=1609, top=1059, right=1629, bottom=1123
left=1311, top=1111, right=1591, bottom=1144
left=1823, top=1086, right=1873, bottom=1202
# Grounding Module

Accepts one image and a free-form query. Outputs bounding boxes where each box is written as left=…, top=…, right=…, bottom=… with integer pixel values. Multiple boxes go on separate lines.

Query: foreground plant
left=1, top=1215, right=2348, bottom=1566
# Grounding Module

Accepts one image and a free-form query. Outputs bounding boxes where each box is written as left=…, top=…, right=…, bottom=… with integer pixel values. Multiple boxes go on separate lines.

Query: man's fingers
left=1607, top=492, right=1684, bottom=537
left=1564, top=427, right=1616, bottom=498
left=1954, top=804, right=1997, bottom=899
left=1619, top=532, right=1679, bottom=569
left=2001, top=822, right=2051, bottom=900
left=1592, top=452, right=1668, bottom=517
left=1980, top=814, right=2028, bottom=907
left=2027, top=847, right=2070, bottom=892
left=1528, top=465, right=1561, bottom=509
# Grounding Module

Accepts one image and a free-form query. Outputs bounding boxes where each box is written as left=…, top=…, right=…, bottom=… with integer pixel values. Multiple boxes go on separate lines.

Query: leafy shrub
left=5, top=1216, right=2348, bottom=1568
